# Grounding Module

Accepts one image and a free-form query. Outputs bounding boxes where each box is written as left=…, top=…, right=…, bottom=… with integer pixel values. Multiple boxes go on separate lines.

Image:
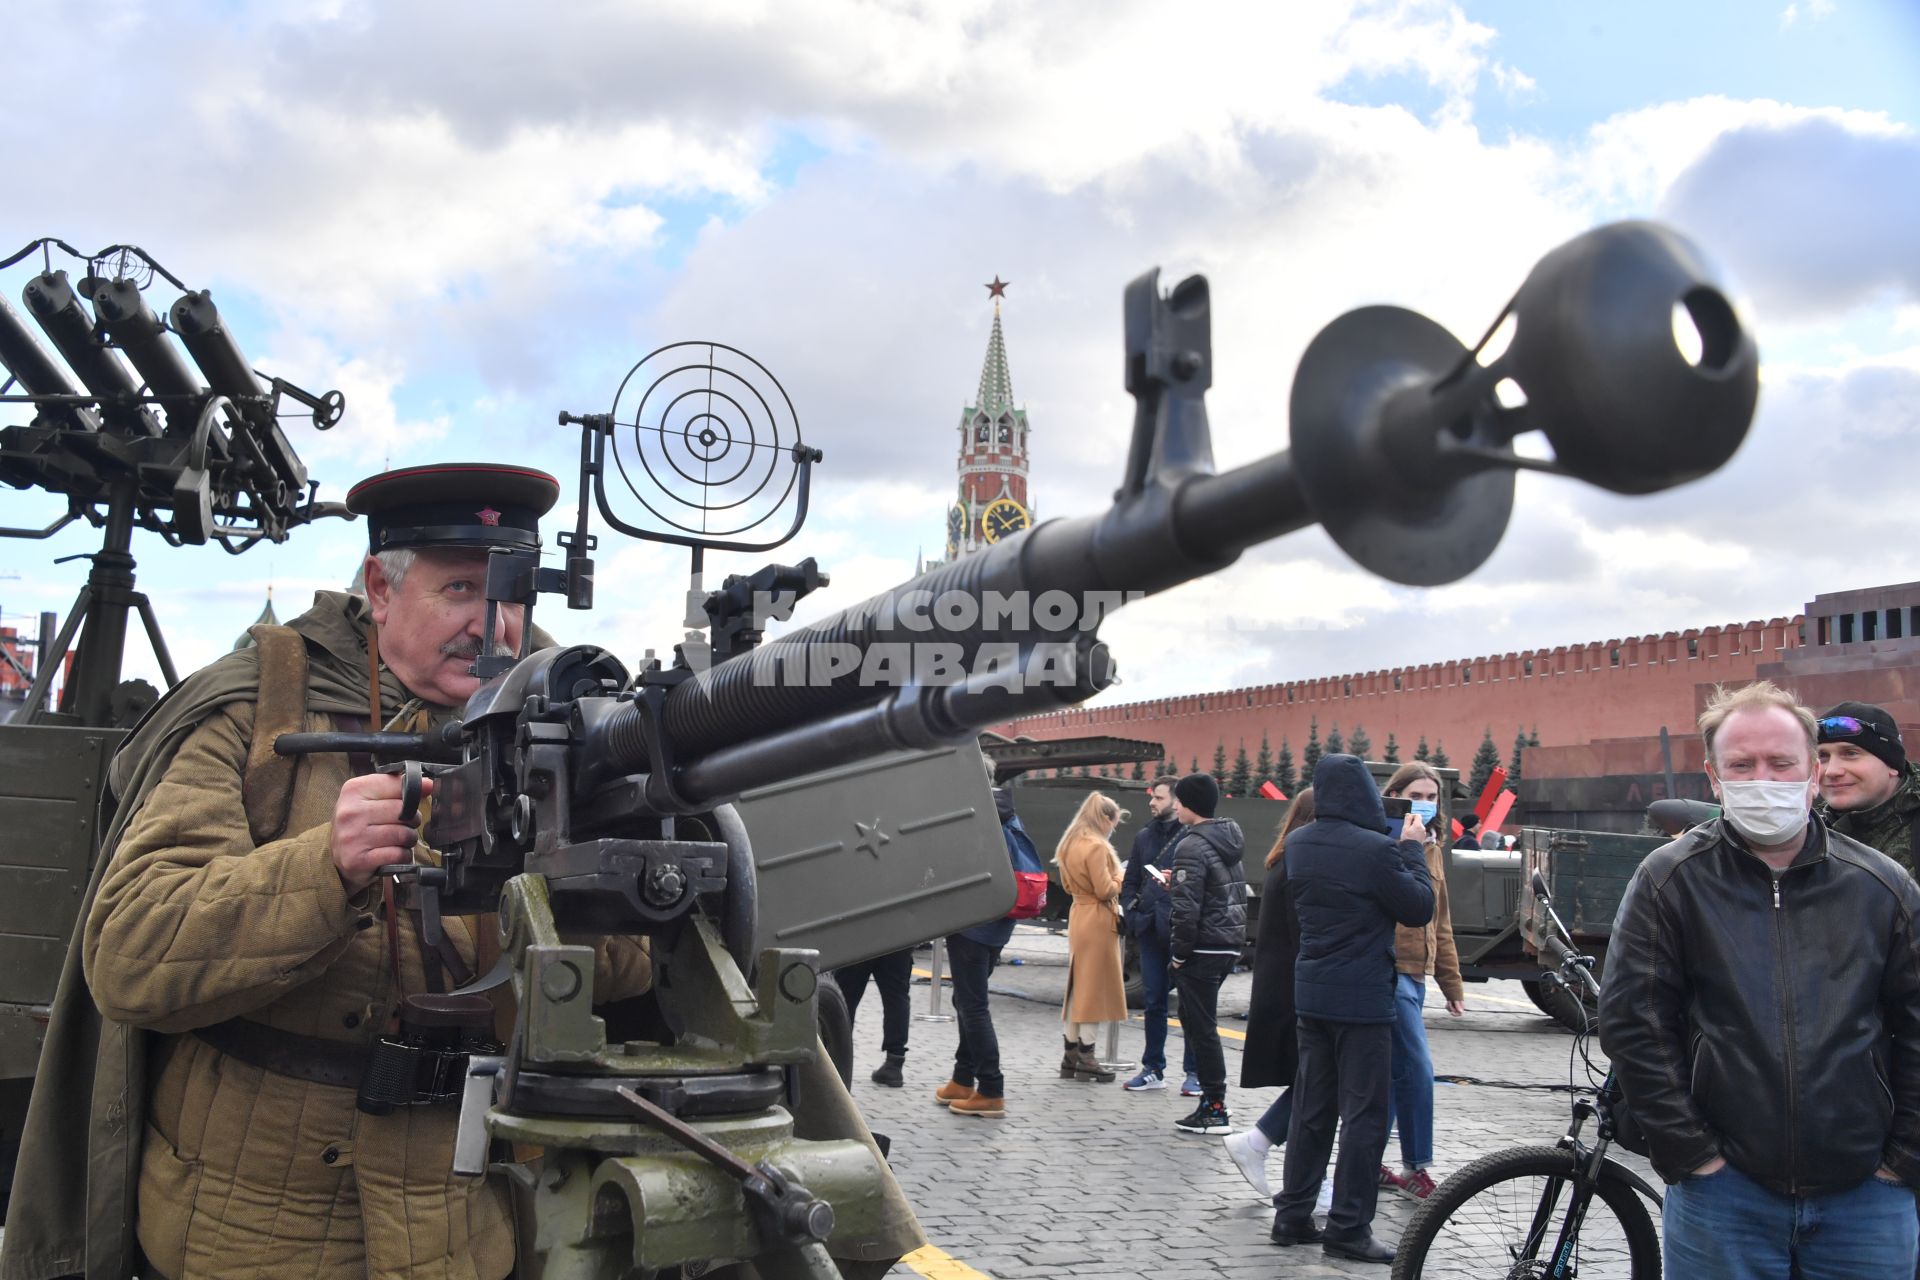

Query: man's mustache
left=439, top=637, right=517, bottom=660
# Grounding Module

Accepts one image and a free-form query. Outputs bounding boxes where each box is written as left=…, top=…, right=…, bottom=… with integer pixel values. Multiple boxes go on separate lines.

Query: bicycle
left=1392, top=871, right=1665, bottom=1279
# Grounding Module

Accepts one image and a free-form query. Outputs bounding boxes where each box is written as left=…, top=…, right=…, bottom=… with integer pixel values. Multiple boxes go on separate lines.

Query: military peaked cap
left=346, top=463, right=560, bottom=553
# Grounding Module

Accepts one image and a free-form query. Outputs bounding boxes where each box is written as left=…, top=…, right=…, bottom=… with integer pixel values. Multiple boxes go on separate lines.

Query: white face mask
left=1717, top=777, right=1814, bottom=846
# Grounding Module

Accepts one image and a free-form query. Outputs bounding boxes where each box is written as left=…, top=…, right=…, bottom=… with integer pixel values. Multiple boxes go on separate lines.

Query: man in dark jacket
left=1817, top=699, right=1920, bottom=880
left=1601, top=681, right=1920, bottom=1276
left=1118, top=778, right=1194, bottom=1091
left=1814, top=700, right=1920, bottom=1275
left=935, top=781, right=1032, bottom=1119
left=1166, top=772, right=1248, bottom=1134
left=1270, top=754, right=1434, bottom=1265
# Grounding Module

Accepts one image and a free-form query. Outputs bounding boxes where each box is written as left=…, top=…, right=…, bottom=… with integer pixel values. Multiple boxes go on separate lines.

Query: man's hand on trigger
left=331, top=772, right=434, bottom=896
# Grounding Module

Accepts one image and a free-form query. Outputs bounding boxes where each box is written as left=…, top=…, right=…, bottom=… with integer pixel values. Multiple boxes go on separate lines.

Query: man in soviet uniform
left=0, top=462, right=922, bottom=1280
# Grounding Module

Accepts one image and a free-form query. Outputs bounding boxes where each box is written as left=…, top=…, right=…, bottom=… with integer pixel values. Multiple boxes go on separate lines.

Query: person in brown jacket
left=20, top=464, right=923, bottom=1280
left=74, top=465, right=646, bottom=1280
left=1379, top=762, right=1466, bottom=1201
left=1054, top=792, right=1130, bottom=1083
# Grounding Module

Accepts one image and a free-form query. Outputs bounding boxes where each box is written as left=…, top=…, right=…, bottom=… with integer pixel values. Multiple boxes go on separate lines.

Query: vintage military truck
left=1449, top=821, right=1689, bottom=1030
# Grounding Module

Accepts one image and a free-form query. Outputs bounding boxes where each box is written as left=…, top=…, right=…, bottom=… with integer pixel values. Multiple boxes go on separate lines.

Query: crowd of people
left=833, top=755, right=1475, bottom=1266
left=838, top=684, right=1920, bottom=1278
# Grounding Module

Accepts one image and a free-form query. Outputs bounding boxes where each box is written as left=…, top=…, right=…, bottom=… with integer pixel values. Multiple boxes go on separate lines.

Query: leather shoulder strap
left=242, top=623, right=309, bottom=844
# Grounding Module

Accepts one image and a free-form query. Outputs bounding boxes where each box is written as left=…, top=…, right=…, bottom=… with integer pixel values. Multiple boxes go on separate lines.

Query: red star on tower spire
left=984, top=276, right=1009, bottom=299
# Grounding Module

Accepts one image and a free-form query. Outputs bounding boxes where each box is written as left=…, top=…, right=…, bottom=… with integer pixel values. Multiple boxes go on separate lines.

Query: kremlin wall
left=996, top=614, right=1804, bottom=777
left=993, top=581, right=1920, bottom=831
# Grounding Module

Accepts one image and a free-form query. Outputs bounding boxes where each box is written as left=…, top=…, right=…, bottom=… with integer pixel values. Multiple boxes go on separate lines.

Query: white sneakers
left=1223, top=1130, right=1272, bottom=1199
left=1223, top=1131, right=1337, bottom=1216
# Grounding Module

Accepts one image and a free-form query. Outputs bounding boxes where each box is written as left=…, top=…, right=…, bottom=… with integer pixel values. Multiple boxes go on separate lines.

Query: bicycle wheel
left=1392, top=1144, right=1661, bottom=1280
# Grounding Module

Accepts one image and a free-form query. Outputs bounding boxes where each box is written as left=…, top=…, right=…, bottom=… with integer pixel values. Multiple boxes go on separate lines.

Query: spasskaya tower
left=941, top=276, right=1033, bottom=562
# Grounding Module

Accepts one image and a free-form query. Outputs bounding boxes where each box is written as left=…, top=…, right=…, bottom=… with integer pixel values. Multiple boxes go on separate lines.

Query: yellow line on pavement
left=902, top=1244, right=995, bottom=1280
left=1150, top=1015, right=1246, bottom=1042
left=910, top=967, right=950, bottom=982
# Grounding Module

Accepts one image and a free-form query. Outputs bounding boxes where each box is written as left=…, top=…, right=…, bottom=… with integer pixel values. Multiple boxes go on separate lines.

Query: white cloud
left=1491, top=63, right=1538, bottom=96
left=1659, top=116, right=1920, bottom=321
left=254, top=336, right=450, bottom=476
left=1781, top=0, right=1836, bottom=27
left=1570, top=97, right=1902, bottom=215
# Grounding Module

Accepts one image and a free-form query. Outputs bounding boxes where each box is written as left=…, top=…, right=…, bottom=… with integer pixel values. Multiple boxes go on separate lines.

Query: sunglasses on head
left=1820, top=715, right=1899, bottom=746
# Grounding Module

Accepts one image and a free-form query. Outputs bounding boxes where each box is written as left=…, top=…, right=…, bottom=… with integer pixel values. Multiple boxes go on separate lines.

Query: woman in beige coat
left=1055, top=792, right=1129, bottom=1082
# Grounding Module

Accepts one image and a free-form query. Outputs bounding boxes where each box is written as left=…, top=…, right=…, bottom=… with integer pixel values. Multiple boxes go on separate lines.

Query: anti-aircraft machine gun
left=269, top=221, right=1758, bottom=1278
left=0, top=240, right=349, bottom=1198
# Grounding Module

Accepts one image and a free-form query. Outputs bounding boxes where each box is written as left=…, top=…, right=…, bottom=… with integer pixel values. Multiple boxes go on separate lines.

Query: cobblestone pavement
left=849, top=925, right=1655, bottom=1280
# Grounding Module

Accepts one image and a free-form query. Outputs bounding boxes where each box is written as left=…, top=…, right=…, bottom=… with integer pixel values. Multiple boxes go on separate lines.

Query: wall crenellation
left=997, top=617, right=1805, bottom=765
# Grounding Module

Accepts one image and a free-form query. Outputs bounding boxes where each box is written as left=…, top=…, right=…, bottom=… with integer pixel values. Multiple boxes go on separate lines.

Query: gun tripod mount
left=455, top=875, right=882, bottom=1280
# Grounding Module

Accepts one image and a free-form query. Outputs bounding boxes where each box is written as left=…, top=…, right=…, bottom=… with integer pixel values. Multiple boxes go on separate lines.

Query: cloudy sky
left=3, top=0, right=1917, bottom=709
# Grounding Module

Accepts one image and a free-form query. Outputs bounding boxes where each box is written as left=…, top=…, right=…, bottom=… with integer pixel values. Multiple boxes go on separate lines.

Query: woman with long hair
left=1222, top=788, right=1319, bottom=1200
left=1378, top=761, right=1466, bottom=1200
left=1055, top=791, right=1130, bottom=1083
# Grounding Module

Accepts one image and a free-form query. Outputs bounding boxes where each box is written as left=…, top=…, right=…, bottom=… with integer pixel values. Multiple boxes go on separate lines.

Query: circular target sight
left=603, top=342, right=811, bottom=543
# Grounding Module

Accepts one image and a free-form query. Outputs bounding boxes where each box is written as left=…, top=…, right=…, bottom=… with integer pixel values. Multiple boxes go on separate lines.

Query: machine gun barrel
left=91, top=277, right=202, bottom=432
left=593, top=451, right=1308, bottom=807
left=171, top=290, right=313, bottom=492
left=170, top=290, right=266, bottom=411
left=0, top=293, right=95, bottom=431
left=589, top=221, right=1759, bottom=810
left=21, top=270, right=159, bottom=436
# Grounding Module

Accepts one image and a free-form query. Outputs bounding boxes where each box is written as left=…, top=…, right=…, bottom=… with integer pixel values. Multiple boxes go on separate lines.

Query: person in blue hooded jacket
left=1269, top=754, right=1435, bottom=1266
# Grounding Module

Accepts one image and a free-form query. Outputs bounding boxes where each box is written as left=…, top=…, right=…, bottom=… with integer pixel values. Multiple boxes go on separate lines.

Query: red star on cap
left=476, top=506, right=502, bottom=526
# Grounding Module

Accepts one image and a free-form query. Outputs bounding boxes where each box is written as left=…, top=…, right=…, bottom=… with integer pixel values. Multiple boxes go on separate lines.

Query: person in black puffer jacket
left=1269, top=754, right=1434, bottom=1266
left=1166, top=773, right=1247, bottom=1135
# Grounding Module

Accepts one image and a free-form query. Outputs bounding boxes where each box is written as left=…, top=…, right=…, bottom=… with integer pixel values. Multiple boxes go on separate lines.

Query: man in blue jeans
left=1119, top=778, right=1196, bottom=1092
left=1601, top=682, right=1920, bottom=1277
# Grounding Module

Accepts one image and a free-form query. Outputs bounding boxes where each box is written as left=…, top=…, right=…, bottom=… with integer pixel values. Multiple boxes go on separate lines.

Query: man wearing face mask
left=1600, top=681, right=1920, bottom=1277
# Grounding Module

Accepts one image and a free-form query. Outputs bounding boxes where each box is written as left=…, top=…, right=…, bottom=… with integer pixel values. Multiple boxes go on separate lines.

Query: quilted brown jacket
left=54, top=592, right=652, bottom=1280
left=83, top=694, right=653, bottom=1280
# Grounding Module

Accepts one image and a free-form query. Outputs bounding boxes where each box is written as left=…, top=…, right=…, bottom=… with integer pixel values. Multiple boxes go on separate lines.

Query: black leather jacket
left=1599, top=817, right=1920, bottom=1193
